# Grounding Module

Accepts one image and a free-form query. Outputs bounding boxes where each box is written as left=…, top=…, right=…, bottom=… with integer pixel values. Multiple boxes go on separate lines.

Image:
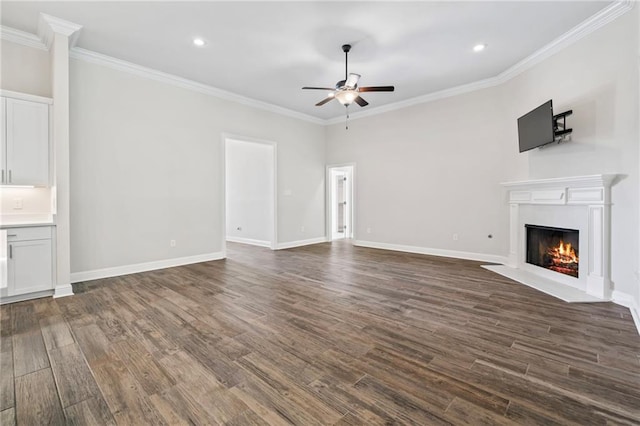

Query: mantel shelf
left=501, top=174, right=619, bottom=190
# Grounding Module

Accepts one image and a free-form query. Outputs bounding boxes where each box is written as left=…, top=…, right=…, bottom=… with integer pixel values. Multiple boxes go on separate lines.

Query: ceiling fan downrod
left=342, top=44, right=351, bottom=80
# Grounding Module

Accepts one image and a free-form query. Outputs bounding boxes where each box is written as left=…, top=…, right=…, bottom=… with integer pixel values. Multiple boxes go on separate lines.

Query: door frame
left=221, top=133, right=278, bottom=252
left=326, top=163, right=356, bottom=242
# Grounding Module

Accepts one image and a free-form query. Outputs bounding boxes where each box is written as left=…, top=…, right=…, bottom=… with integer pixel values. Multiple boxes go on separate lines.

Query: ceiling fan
left=302, top=44, right=395, bottom=108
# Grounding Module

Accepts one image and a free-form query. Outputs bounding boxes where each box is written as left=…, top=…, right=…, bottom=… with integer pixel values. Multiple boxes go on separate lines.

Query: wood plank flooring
left=1, top=240, right=639, bottom=425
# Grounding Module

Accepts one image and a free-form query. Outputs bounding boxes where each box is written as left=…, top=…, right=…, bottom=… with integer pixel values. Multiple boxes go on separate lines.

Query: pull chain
left=345, top=106, right=350, bottom=130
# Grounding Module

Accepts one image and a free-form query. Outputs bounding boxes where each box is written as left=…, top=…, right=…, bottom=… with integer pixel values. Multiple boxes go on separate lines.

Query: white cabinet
left=0, top=96, right=50, bottom=186
left=6, top=227, right=54, bottom=297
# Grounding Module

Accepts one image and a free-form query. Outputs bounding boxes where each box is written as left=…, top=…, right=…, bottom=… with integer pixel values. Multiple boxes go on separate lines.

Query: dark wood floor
left=1, top=241, right=639, bottom=425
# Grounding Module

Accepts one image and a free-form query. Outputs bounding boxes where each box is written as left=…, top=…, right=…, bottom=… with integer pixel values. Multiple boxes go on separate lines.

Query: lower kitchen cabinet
left=2, top=226, right=54, bottom=301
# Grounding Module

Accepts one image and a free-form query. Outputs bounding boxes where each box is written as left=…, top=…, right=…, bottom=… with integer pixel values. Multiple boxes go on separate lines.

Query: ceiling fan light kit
left=302, top=43, right=395, bottom=128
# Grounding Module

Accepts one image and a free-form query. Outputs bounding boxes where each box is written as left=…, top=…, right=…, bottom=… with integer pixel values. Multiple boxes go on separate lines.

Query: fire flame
left=549, top=240, right=578, bottom=264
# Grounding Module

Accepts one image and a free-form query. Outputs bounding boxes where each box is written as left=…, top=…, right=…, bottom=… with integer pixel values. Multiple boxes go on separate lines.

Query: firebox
left=526, top=225, right=579, bottom=278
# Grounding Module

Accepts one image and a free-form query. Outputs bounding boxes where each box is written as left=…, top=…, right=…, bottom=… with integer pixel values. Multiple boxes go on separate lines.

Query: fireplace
left=526, top=225, right=579, bottom=278
left=488, top=175, right=617, bottom=301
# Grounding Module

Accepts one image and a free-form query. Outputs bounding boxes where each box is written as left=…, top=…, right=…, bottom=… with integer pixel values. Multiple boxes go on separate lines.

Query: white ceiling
left=1, top=1, right=612, bottom=120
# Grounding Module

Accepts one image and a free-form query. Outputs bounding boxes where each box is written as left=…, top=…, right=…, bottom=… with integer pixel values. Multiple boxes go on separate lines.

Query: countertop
left=0, top=214, right=55, bottom=229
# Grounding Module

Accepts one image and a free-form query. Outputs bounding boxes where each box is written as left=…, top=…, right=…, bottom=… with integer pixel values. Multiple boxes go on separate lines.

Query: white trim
left=0, top=90, right=53, bottom=104
left=53, top=284, right=74, bottom=298
left=326, top=163, right=356, bottom=242
left=612, top=290, right=640, bottom=335
left=226, top=236, right=271, bottom=248
left=70, top=48, right=324, bottom=125
left=275, top=237, right=328, bottom=250
left=37, top=13, right=82, bottom=50
left=353, top=240, right=507, bottom=265
left=612, top=290, right=637, bottom=308
left=70, top=252, right=225, bottom=283
left=0, top=290, right=54, bottom=305
left=502, top=174, right=618, bottom=191
left=0, top=26, right=47, bottom=50
left=326, top=0, right=633, bottom=125
left=631, top=307, right=640, bottom=336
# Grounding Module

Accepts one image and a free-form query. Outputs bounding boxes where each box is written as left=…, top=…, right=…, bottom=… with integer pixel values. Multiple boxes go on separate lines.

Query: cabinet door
left=5, top=98, right=49, bottom=186
left=8, top=239, right=53, bottom=296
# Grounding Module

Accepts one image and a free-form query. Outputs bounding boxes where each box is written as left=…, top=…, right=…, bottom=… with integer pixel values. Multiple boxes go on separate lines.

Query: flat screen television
left=517, top=100, right=555, bottom=153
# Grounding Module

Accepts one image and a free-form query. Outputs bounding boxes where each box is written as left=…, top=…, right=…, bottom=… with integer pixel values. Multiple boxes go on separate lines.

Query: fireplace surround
left=487, top=174, right=617, bottom=301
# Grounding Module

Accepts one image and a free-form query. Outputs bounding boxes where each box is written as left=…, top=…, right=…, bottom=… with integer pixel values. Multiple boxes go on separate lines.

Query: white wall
left=225, top=139, right=274, bottom=245
left=69, top=59, right=325, bottom=275
left=326, top=9, right=639, bottom=304
left=1, top=40, right=51, bottom=97
left=326, top=86, right=512, bottom=258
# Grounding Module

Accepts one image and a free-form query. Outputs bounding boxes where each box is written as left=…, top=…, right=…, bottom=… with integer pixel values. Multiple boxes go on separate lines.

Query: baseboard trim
left=353, top=240, right=507, bottom=264
left=275, top=237, right=328, bottom=250
left=612, top=290, right=640, bottom=335
left=630, top=307, right=640, bottom=336
left=53, top=285, right=74, bottom=298
left=0, top=290, right=53, bottom=305
left=611, top=290, right=636, bottom=308
left=226, top=236, right=271, bottom=248
left=70, top=252, right=226, bottom=283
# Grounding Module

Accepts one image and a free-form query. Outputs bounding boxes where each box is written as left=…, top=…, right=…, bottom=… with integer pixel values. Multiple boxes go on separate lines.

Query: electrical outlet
left=237, top=226, right=242, bottom=231
left=366, top=227, right=372, bottom=234
left=13, top=199, right=23, bottom=210
left=453, top=233, right=459, bottom=241
left=170, top=240, right=176, bottom=247
left=300, top=226, right=305, bottom=232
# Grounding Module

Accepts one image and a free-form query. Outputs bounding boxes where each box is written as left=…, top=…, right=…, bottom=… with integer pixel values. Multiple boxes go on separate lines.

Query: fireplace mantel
left=492, top=174, right=618, bottom=301
left=501, top=174, right=618, bottom=191
left=501, top=174, right=618, bottom=206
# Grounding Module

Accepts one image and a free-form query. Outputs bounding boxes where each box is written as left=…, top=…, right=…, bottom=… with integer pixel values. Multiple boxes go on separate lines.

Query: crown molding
left=69, top=48, right=325, bottom=125
left=0, top=25, right=47, bottom=50
left=37, top=13, right=82, bottom=50
left=1, top=1, right=632, bottom=126
left=327, top=0, right=634, bottom=125
left=495, top=0, right=633, bottom=84
left=325, top=75, right=501, bottom=125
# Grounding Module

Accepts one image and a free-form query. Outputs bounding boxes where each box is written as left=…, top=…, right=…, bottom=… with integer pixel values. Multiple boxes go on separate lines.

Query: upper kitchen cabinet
left=1, top=95, right=51, bottom=186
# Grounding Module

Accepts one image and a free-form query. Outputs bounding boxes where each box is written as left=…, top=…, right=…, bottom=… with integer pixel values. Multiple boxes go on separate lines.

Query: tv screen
left=517, top=100, right=555, bottom=153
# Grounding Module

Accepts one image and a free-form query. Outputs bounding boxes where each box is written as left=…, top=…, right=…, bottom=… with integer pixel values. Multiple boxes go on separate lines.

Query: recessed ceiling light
left=193, top=38, right=206, bottom=47
left=473, top=43, right=487, bottom=52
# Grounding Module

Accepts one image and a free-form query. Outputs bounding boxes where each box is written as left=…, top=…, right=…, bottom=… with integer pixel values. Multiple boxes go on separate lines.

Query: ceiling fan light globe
left=335, top=90, right=358, bottom=106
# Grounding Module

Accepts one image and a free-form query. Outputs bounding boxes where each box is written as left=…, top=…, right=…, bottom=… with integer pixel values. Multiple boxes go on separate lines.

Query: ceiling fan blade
left=354, top=96, right=368, bottom=107
left=315, top=97, right=334, bottom=106
left=359, top=86, right=395, bottom=92
left=345, top=73, right=361, bottom=89
left=302, top=87, right=335, bottom=90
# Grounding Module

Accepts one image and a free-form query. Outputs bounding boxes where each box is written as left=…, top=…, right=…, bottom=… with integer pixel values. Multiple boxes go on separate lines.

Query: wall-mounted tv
left=517, top=100, right=555, bottom=153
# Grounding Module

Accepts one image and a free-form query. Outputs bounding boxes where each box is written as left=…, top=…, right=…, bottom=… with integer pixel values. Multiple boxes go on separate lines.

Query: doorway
left=327, top=164, right=354, bottom=241
left=224, top=136, right=276, bottom=250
